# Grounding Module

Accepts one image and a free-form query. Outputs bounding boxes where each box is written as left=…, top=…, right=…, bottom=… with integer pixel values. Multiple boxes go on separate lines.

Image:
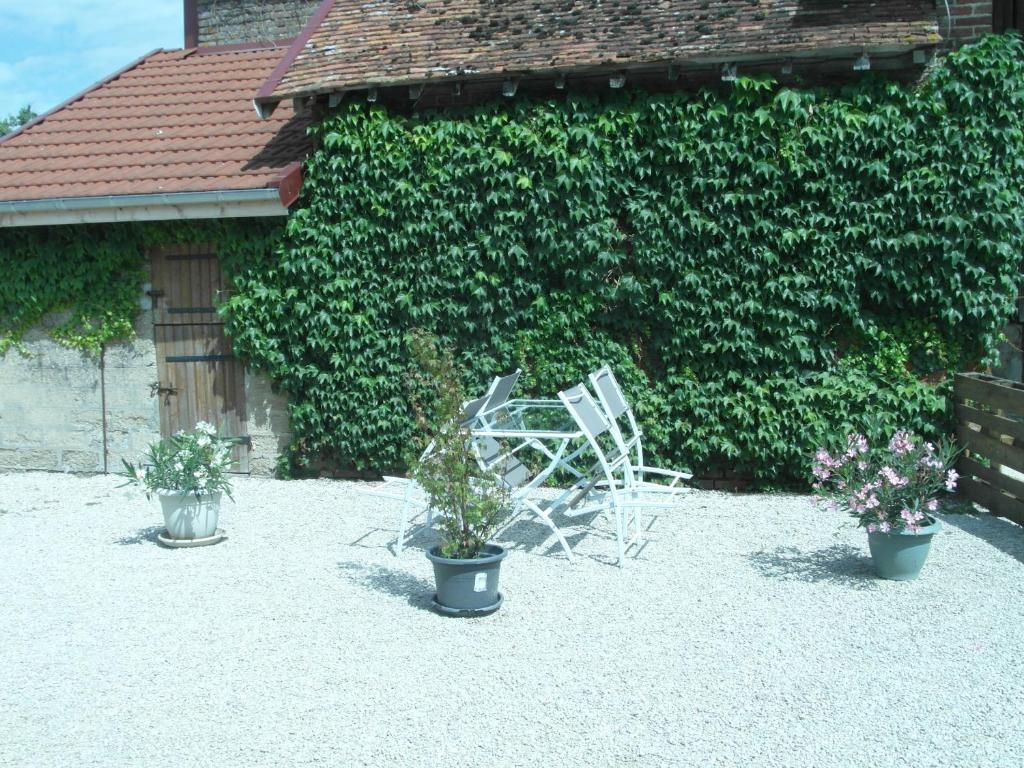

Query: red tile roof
left=0, top=44, right=312, bottom=203
left=258, top=0, right=941, bottom=104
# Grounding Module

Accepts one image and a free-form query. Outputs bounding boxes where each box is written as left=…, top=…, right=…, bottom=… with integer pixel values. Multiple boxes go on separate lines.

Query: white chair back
left=461, top=394, right=491, bottom=424
left=460, top=368, right=519, bottom=425
left=558, top=383, right=611, bottom=441
left=590, top=366, right=630, bottom=419
left=589, top=365, right=641, bottom=460
left=482, top=368, right=522, bottom=414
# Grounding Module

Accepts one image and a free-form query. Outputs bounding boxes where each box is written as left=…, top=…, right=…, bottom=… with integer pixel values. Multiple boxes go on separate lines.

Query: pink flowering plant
left=812, top=430, right=959, bottom=534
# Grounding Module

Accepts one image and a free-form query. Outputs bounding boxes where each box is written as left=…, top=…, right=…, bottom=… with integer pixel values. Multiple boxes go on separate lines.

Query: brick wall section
left=946, top=1, right=994, bottom=43
left=0, top=293, right=291, bottom=477
left=196, top=0, right=319, bottom=46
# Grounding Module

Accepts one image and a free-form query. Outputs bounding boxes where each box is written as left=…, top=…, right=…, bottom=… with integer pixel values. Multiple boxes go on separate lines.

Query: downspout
left=100, top=343, right=109, bottom=474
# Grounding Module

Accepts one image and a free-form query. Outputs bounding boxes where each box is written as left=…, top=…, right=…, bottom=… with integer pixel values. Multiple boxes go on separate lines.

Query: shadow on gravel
left=941, top=512, right=1024, bottom=565
left=337, top=561, right=435, bottom=612
left=115, top=526, right=165, bottom=546
left=350, top=516, right=439, bottom=556
left=746, top=544, right=878, bottom=590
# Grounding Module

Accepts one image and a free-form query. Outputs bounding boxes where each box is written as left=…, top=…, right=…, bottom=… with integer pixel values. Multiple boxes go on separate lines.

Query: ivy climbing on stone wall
left=224, top=34, right=1024, bottom=484
left=3, top=36, right=1022, bottom=486
left=0, top=219, right=282, bottom=355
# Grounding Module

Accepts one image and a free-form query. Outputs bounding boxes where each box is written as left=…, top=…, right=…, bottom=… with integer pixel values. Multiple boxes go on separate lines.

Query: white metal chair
left=479, top=369, right=522, bottom=419
left=588, top=366, right=693, bottom=498
left=556, top=383, right=639, bottom=566
left=473, top=435, right=584, bottom=559
left=557, top=380, right=694, bottom=566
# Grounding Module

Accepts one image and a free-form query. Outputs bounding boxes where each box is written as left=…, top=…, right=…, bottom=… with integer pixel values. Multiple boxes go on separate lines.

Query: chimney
left=184, top=0, right=199, bottom=48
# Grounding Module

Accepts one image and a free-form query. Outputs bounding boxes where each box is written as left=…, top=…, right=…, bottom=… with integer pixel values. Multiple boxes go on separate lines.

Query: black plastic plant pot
left=426, top=544, right=507, bottom=616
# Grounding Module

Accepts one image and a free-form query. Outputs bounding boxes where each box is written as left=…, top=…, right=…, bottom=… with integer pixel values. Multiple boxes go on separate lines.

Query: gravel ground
left=1, top=471, right=1023, bottom=768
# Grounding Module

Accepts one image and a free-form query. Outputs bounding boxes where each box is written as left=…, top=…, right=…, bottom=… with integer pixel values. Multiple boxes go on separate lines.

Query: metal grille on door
left=150, top=245, right=250, bottom=472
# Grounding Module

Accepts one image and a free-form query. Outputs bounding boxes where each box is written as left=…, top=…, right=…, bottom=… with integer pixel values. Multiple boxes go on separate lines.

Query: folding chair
left=588, top=366, right=692, bottom=497
left=474, top=434, right=592, bottom=562
left=558, top=381, right=694, bottom=566
left=555, top=383, right=639, bottom=566
left=479, top=369, right=522, bottom=418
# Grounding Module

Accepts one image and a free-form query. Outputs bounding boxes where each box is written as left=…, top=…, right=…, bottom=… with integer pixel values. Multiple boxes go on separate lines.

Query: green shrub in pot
left=406, top=330, right=511, bottom=614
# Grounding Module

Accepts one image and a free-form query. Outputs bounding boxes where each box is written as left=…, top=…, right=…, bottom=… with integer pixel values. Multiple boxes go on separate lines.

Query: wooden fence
left=954, top=372, right=1024, bottom=525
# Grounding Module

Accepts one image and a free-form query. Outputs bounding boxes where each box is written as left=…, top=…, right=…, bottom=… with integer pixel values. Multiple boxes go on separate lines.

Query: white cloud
left=0, top=1, right=182, bottom=117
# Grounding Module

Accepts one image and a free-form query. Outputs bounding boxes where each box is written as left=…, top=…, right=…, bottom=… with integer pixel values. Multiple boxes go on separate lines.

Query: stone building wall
left=196, top=0, right=320, bottom=46
left=245, top=373, right=292, bottom=476
left=0, top=293, right=291, bottom=477
left=0, top=311, right=159, bottom=473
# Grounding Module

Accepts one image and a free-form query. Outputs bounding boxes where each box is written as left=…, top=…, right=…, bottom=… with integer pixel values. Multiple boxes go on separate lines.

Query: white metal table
left=469, top=399, right=594, bottom=560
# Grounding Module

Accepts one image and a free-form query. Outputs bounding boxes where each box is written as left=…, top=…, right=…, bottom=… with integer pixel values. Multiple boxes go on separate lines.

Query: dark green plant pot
left=426, top=544, right=507, bottom=615
left=867, top=516, right=941, bottom=581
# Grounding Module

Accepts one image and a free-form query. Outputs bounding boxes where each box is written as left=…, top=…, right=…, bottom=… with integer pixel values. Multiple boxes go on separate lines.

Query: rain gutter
left=0, top=189, right=290, bottom=228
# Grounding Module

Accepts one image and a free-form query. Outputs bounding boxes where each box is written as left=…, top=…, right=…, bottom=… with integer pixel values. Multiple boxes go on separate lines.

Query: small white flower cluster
left=123, top=420, right=234, bottom=500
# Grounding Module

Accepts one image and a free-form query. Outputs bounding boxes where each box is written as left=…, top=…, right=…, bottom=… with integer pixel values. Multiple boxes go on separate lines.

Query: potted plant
left=812, top=430, right=959, bottom=580
left=123, top=421, right=234, bottom=547
left=406, top=330, right=511, bottom=616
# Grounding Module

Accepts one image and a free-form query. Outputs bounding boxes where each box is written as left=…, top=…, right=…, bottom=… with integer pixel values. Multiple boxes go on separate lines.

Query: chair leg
left=615, top=508, right=627, bottom=567
left=608, top=492, right=626, bottom=567
left=633, top=498, right=644, bottom=543
left=524, top=500, right=574, bottom=562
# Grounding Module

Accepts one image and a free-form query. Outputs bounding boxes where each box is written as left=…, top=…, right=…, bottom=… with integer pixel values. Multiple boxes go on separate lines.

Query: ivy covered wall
left=0, top=219, right=282, bottom=355
left=222, top=34, right=1024, bottom=485
left=2, top=36, right=1022, bottom=486
left=0, top=218, right=289, bottom=475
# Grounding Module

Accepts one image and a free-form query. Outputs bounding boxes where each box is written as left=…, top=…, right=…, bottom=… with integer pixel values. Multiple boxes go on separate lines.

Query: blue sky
left=0, top=0, right=183, bottom=119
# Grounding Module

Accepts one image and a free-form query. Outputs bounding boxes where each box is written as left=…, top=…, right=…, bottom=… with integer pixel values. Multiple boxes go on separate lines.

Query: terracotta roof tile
left=0, top=45, right=313, bottom=203
left=261, top=0, right=941, bottom=102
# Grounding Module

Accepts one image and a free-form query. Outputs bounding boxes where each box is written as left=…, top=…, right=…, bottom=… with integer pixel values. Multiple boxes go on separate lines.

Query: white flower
left=197, top=435, right=212, bottom=448
left=195, top=421, right=217, bottom=436
left=134, top=468, right=146, bottom=481
left=174, top=461, right=184, bottom=471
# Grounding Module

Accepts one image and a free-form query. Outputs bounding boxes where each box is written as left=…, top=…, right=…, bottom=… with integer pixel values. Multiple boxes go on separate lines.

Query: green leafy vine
left=0, top=219, right=282, bottom=355
left=224, top=34, right=1024, bottom=484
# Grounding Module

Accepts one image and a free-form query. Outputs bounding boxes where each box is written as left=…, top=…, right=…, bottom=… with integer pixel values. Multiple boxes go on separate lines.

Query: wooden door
left=151, top=245, right=250, bottom=472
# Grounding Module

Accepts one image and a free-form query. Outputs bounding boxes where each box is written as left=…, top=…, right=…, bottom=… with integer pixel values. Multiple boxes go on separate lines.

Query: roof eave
left=0, top=189, right=290, bottom=228
left=253, top=0, right=337, bottom=119
left=270, top=39, right=941, bottom=102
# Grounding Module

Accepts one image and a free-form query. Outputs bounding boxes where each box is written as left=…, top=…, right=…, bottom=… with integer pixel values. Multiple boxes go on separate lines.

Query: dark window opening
left=994, top=0, right=1024, bottom=32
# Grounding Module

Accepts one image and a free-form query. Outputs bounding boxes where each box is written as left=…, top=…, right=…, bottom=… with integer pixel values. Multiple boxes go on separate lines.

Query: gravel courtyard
left=1, top=471, right=1022, bottom=768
